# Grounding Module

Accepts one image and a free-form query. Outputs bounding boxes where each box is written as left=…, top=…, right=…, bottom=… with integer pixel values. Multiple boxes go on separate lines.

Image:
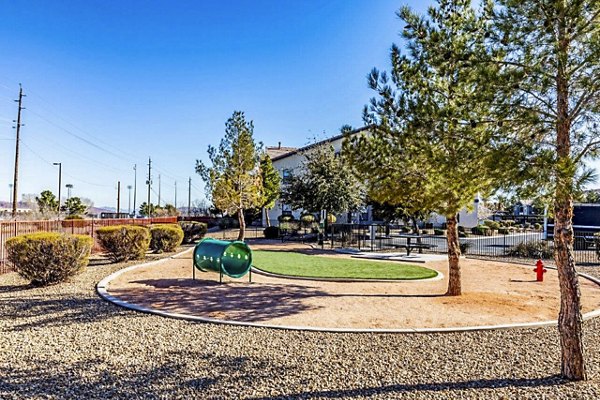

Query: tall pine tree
left=492, top=0, right=600, bottom=380
left=345, top=0, right=510, bottom=295
left=196, top=111, right=263, bottom=241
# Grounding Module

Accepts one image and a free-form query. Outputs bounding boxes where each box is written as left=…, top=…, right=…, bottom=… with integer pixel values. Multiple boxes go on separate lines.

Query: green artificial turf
left=251, top=250, right=438, bottom=280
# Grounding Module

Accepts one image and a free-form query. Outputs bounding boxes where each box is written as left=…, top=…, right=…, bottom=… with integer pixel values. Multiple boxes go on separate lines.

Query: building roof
left=266, top=145, right=298, bottom=159
left=270, top=126, right=371, bottom=162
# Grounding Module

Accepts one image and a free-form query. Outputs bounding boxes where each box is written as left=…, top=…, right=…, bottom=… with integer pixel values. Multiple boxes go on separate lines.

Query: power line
left=26, top=109, right=133, bottom=162
left=21, top=140, right=115, bottom=188
left=24, top=88, right=141, bottom=161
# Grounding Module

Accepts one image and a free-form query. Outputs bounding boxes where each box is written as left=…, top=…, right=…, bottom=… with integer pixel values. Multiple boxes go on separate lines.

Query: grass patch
left=251, top=250, right=438, bottom=280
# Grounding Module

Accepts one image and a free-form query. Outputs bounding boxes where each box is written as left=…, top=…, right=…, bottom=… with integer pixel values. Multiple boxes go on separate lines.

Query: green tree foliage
left=345, top=0, right=509, bottom=296
left=36, top=190, right=58, bottom=215
left=196, top=111, right=263, bottom=241
left=259, top=154, right=281, bottom=227
left=62, top=197, right=88, bottom=217
left=492, top=0, right=600, bottom=381
left=139, top=202, right=155, bottom=217
left=281, top=143, right=364, bottom=218
left=582, top=191, right=600, bottom=204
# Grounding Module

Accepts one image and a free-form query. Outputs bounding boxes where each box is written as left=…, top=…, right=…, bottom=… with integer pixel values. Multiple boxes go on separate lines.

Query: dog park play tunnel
left=193, top=238, right=252, bottom=280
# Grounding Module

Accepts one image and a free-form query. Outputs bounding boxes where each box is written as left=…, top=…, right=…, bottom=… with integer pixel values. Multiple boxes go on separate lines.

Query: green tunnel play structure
left=193, top=238, right=252, bottom=281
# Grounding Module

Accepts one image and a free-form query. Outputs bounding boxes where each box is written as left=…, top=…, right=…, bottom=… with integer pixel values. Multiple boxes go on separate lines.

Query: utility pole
left=12, top=85, right=24, bottom=218
left=188, top=177, right=192, bottom=217
left=8, top=184, right=13, bottom=210
left=66, top=184, right=73, bottom=200
left=174, top=181, right=177, bottom=209
left=117, top=181, right=121, bottom=216
left=133, top=164, right=137, bottom=217
left=146, top=157, right=152, bottom=218
left=158, top=174, right=161, bottom=207
left=53, top=162, right=62, bottom=217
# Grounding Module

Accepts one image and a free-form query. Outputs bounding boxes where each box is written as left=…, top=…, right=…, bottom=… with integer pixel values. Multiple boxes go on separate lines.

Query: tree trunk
left=445, top=214, right=461, bottom=296
left=554, top=192, right=586, bottom=380
left=553, top=5, right=586, bottom=379
left=264, top=207, right=271, bottom=227
left=237, top=209, right=246, bottom=241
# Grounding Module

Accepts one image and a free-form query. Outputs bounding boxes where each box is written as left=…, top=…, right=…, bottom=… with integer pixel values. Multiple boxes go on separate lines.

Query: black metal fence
left=324, top=224, right=600, bottom=266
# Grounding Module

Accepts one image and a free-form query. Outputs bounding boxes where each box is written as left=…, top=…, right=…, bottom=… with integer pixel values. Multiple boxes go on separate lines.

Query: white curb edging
left=96, top=252, right=600, bottom=334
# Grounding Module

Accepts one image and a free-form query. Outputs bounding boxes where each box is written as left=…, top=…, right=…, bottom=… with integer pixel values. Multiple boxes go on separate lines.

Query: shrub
left=96, top=225, right=151, bottom=262
left=434, top=229, right=445, bottom=236
left=6, top=232, right=93, bottom=286
left=264, top=226, right=280, bottom=239
left=459, top=241, right=472, bottom=254
left=326, top=214, right=337, bottom=224
left=278, top=214, right=295, bottom=222
left=178, top=221, right=208, bottom=244
left=458, top=231, right=467, bottom=238
left=483, top=220, right=500, bottom=230
left=150, top=224, right=184, bottom=253
left=503, top=219, right=515, bottom=226
left=300, top=213, right=315, bottom=227
left=457, top=225, right=466, bottom=233
left=534, top=223, right=542, bottom=231
left=64, top=215, right=84, bottom=220
left=471, top=225, right=490, bottom=236
left=218, top=217, right=238, bottom=229
left=507, top=241, right=553, bottom=259
left=498, top=227, right=511, bottom=235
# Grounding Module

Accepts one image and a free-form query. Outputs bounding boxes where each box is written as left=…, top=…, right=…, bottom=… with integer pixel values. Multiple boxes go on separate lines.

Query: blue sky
left=0, top=0, right=433, bottom=208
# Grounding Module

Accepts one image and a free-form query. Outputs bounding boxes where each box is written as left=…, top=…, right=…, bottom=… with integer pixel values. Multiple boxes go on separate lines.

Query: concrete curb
left=97, top=253, right=600, bottom=334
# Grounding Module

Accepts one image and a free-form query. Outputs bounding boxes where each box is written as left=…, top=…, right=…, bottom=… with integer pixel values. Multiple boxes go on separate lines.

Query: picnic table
left=383, top=234, right=438, bottom=256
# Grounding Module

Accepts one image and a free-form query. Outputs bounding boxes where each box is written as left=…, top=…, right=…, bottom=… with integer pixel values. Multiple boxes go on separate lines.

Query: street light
left=8, top=183, right=13, bottom=210
left=53, top=162, right=62, bottom=216
left=65, top=183, right=73, bottom=200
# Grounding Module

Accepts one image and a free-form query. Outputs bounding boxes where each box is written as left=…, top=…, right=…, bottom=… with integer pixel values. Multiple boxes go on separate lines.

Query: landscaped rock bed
left=2, top=246, right=600, bottom=399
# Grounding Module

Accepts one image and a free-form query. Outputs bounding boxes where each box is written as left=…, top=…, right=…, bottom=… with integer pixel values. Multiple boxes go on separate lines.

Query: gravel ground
left=2, top=249, right=600, bottom=399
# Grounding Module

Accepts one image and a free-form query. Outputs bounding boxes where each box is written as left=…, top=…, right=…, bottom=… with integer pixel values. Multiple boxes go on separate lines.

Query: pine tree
left=62, top=197, right=87, bottom=217
left=259, top=154, right=281, bottom=227
left=345, top=0, right=509, bottom=295
left=35, top=190, right=58, bottom=215
left=196, top=111, right=263, bottom=241
left=492, top=0, right=600, bottom=381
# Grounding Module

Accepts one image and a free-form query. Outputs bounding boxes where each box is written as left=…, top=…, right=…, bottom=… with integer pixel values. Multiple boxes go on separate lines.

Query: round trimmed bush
left=178, top=221, right=207, bottom=244
left=96, top=225, right=151, bottom=262
left=326, top=214, right=337, bottom=224
left=278, top=214, right=295, bottom=222
left=6, top=232, right=93, bottom=286
left=300, top=213, right=315, bottom=225
left=150, top=224, right=184, bottom=253
left=263, top=226, right=280, bottom=239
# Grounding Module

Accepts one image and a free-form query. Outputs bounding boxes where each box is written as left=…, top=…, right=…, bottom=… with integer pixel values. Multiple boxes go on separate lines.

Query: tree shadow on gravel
left=110, top=278, right=328, bottom=322
left=0, top=354, right=221, bottom=398
left=0, top=294, right=141, bottom=332
left=250, top=375, right=567, bottom=400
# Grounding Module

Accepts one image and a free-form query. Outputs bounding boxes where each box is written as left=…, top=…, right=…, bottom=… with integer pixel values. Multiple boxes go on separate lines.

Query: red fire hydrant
left=534, top=259, right=547, bottom=282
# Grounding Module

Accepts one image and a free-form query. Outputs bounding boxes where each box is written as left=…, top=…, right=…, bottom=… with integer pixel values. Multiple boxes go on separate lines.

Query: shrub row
left=6, top=222, right=201, bottom=287
left=97, top=224, right=189, bottom=261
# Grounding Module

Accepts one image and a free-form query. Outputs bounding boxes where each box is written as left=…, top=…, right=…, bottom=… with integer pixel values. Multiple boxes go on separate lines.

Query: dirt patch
left=105, top=242, right=600, bottom=330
